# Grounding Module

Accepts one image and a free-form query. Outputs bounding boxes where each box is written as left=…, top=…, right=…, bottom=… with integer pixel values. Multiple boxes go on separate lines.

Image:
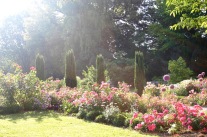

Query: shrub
left=0, top=104, right=22, bottom=114
left=96, top=54, right=105, bottom=84
left=185, top=83, right=200, bottom=93
left=76, top=108, right=87, bottom=119
left=112, top=113, right=126, bottom=127
left=131, top=118, right=142, bottom=128
left=0, top=64, right=43, bottom=111
left=168, top=57, right=193, bottom=83
left=65, top=50, right=77, bottom=88
left=62, top=101, right=78, bottom=115
left=36, top=54, right=45, bottom=80
left=106, top=59, right=134, bottom=87
left=86, top=110, right=102, bottom=121
left=174, top=80, right=194, bottom=96
left=103, top=102, right=120, bottom=123
left=80, top=66, right=96, bottom=90
left=144, top=82, right=160, bottom=96
left=95, top=114, right=106, bottom=123
left=134, top=51, right=146, bottom=96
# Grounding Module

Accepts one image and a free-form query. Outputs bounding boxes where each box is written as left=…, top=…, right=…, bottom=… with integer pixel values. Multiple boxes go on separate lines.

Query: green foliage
left=95, top=114, right=106, bottom=123
left=0, top=104, right=22, bottom=115
left=65, top=50, right=77, bottom=88
left=80, top=66, right=96, bottom=89
left=174, top=80, right=200, bottom=96
left=112, top=113, right=126, bottom=127
left=131, top=118, right=142, bottom=128
left=103, top=103, right=120, bottom=123
left=144, top=82, right=160, bottom=97
left=134, top=51, right=146, bottom=96
left=166, top=0, right=207, bottom=32
left=76, top=108, right=87, bottom=119
left=36, top=54, right=45, bottom=80
left=96, top=54, right=105, bottom=84
left=107, top=59, right=134, bottom=87
left=62, top=101, right=78, bottom=115
left=168, top=57, right=193, bottom=83
left=86, top=110, right=102, bottom=121
left=0, top=64, right=42, bottom=111
left=80, top=65, right=110, bottom=90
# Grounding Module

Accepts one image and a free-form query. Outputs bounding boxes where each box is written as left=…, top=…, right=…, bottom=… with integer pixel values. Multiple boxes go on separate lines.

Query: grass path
left=0, top=111, right=157, bottom=137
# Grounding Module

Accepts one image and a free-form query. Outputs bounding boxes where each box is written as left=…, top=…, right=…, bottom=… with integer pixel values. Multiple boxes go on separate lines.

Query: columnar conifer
left=65, top=50, right=77, bottom=88
left=36, top=53, right=45, bottom=80
left=96, top=54, right=105, bottom=84
left=134, top=51, right=146, bottom=96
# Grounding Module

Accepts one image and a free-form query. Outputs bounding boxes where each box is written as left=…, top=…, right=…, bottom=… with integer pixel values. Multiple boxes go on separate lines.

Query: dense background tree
left=0, top=0, right=206, bottom=83
left=0, top=15, right=30, bottom=72
left=166, top=0, right=207, bottom=32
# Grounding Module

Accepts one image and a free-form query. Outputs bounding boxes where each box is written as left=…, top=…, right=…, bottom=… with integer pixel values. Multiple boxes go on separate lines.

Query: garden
left=0, top=51, right=207, bottom=137
left=1, top=0, right=207, bottom=137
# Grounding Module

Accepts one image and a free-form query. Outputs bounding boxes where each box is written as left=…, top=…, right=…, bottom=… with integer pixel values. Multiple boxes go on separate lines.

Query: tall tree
left=36, top=54, right=45, bottom=80
left=65, top=50, right=77, bottom=88
left=96, top=54, right=105, bottom=84
left=134, top=51, right=146, bottom=96
left=166, top=0, right=207, bottom=33
left=0, top=14, right=30, bottom=71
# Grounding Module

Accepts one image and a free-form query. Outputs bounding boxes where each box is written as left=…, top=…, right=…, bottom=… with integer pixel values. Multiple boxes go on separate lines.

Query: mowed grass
left=0, top=111, right=157, bottom=137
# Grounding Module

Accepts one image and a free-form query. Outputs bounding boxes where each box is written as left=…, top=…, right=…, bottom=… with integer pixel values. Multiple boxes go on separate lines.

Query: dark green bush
left=86, top=110, right=102, bottom=121
left=124, top=118, right=130, bottom=127
left=76, top=109, right=87, bottom=119
left=123, top=113, right=133, bottom=127
left=0, top=104, right=22, bottom=114
left=112, top=113, right=126, bottom=127
left=168, top=57, right=193, bottom=83
left=95, top=114, right=106, bottom=123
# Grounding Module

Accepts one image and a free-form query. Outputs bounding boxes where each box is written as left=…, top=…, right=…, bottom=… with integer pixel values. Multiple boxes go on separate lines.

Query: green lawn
left=0, top=111, right=157, bottom=137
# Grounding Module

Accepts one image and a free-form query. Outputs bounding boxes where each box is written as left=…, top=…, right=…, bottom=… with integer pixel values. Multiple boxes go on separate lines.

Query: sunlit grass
left=0, top=111, right=157, bottom=137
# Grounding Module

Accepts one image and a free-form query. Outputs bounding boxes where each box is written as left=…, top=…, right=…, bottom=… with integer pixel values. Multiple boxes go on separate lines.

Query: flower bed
left=0, top=64, right=207, bottom=135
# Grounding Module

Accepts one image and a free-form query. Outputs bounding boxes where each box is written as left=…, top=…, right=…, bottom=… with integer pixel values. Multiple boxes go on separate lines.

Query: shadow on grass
left=0, top=110, right=62, bottom=123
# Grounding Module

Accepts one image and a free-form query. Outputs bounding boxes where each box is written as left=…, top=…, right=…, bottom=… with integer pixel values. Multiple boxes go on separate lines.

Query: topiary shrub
left=96, top=54, right=105, bottom=84
left=36, top=53, right=45, bottom=80
left=112, top=113, right=126, bottom=127
left=134, top=51, right=146, bottom=96
left=65, top=50, right=77, bottom=88
left=95, top=114, right=106, bottom=123
left=168, top=57, right=193, bottom=84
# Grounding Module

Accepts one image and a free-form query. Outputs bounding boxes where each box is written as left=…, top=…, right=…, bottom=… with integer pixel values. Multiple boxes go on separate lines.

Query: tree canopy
left=166, top=0, right=207, bottom=33
left=0, top=0, right=207, bottom=81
